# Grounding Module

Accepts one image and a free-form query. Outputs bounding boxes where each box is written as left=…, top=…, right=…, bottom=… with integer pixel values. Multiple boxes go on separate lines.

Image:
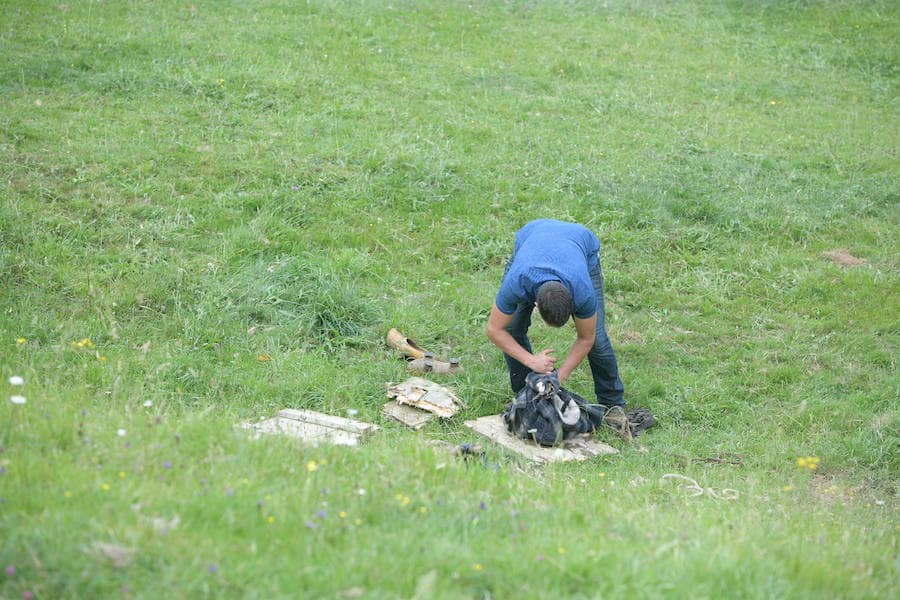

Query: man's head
left=536, top=281, right=573, bottom=327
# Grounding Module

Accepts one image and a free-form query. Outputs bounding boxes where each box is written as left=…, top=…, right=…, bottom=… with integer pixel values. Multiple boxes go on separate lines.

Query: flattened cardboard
left=386, top=377, right=461, bottom=418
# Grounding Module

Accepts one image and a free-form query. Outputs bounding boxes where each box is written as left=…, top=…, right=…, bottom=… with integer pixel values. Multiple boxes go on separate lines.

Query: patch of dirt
left=808, top=473, right=891, bottom=508
left=822, top=249, right=867, bottom=268
left=617, top=330, right=644, bottom=344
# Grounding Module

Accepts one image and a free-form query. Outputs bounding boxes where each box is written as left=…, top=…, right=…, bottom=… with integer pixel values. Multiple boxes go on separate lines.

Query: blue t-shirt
left=495, top=219, right=600, bottom=319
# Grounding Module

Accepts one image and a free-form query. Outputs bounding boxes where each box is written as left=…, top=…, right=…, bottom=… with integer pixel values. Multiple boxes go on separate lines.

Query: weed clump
left=224, top=257, right=376, bottom=349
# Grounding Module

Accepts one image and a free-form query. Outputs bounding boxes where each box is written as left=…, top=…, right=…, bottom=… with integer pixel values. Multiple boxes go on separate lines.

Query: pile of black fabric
left=502, top=372, right=655, bottom=446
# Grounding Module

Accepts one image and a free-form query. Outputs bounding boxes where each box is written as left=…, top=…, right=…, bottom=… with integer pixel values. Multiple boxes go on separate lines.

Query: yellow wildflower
left=15, top=338, right=26, bottom=345
left=796, top=456, right=820, bottom=470
left=267, top=516, right=275, bottom=524
left=307, top=460, right=318, bottom=472
left=473, top=563, right=484, bottom=572
left=101, top=483, right=110, bottom=491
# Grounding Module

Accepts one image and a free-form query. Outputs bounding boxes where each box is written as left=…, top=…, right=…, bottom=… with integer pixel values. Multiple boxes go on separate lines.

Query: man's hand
left=530, top=348, right=557, bottom=373
left=487, top=304, right=557, bottom=374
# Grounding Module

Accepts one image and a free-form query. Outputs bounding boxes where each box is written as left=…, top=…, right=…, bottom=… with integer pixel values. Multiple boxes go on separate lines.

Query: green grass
left=1, top=0, right=897, bottom=597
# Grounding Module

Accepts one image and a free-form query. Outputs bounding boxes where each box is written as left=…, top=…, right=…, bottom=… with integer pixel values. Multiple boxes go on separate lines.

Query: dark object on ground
left=503, top=372, right=657, bottom=446
left=457, top=442, right=485, bottom=465
left=457, top=442, right=483, bottom=456
left=503, top=372, right=612, bottom=446
left=625, top=407, right=655, bottom=437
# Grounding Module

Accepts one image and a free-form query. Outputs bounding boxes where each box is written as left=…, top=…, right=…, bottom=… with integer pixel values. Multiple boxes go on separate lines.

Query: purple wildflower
left=479, top=501, right=487, bottom=510
left=163, top=461, right=173, bottom=469
left=5, top=565, right=15, bottom=576
left=304, top=521, right=317, bottom=530
left=316, top=509, right=327, bottom=519
left=208, top=564, right=218, bottom=574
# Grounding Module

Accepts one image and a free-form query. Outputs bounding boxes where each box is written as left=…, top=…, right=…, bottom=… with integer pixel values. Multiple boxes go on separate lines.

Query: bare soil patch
left=822, top=249, right=867, bottom=268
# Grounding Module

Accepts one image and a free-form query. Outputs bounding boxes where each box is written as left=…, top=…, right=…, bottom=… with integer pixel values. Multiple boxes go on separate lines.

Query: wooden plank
left=277, top=408, right=380, bottom=436
left=464, top=414, right=618, bottom=463
left=382, top=400, right=434, bottom=430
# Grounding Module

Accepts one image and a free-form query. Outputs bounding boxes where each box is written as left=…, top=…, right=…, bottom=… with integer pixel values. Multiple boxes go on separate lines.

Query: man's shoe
left=602, top=405, right=632, bottom=440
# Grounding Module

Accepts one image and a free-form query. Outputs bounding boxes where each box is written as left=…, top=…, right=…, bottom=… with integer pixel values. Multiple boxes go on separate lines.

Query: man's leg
left=587, top=262, right=625, bottom=407
left=503, top=302, right=534, bottom=394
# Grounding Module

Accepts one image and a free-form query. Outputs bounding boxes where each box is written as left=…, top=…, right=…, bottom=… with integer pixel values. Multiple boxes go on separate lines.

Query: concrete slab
left=464, top=414, right=618, bottom=463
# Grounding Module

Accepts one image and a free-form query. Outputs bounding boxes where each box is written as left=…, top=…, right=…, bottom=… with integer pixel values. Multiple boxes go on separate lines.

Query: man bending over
left=486, top=219, right=627, bottom=423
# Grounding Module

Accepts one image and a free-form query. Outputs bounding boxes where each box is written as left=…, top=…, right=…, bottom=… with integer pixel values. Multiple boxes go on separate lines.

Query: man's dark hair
left=536, top=281, right=573, bottom=327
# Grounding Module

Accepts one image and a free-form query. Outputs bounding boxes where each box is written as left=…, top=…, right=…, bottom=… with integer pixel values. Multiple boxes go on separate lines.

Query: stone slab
left=464, top=414, right=618, bottom=463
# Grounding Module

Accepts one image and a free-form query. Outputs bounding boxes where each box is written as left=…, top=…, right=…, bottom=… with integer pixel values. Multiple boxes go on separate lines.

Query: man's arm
left=485, top=304, right=556, bottom=373
left=556, top=314, right=596, bottom=383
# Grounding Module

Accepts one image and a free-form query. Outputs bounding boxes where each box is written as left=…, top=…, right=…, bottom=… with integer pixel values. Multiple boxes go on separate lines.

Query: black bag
left=502, top=372, right=606, bottom=446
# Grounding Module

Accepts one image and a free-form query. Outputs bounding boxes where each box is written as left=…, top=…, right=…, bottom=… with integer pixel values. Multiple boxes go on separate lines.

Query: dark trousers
left=502, top=261, right=625, bottom=407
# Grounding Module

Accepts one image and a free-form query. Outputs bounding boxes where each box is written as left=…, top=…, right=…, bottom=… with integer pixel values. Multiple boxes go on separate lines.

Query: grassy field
left=1, top=0, right=897, bottom=597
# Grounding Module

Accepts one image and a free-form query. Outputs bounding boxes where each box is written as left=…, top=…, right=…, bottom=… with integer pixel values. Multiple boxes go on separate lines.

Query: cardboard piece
left=464, top=414, right=618, bottom=463
left=386, top=377, right=462, bottom=418
left=383, top=400, right=434, bottom=430
left=240, top=409, right=379, bottom=447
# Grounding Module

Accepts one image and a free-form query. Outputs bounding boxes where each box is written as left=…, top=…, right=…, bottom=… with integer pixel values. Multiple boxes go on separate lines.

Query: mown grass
left=1, top=0, right=897, bottom=598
